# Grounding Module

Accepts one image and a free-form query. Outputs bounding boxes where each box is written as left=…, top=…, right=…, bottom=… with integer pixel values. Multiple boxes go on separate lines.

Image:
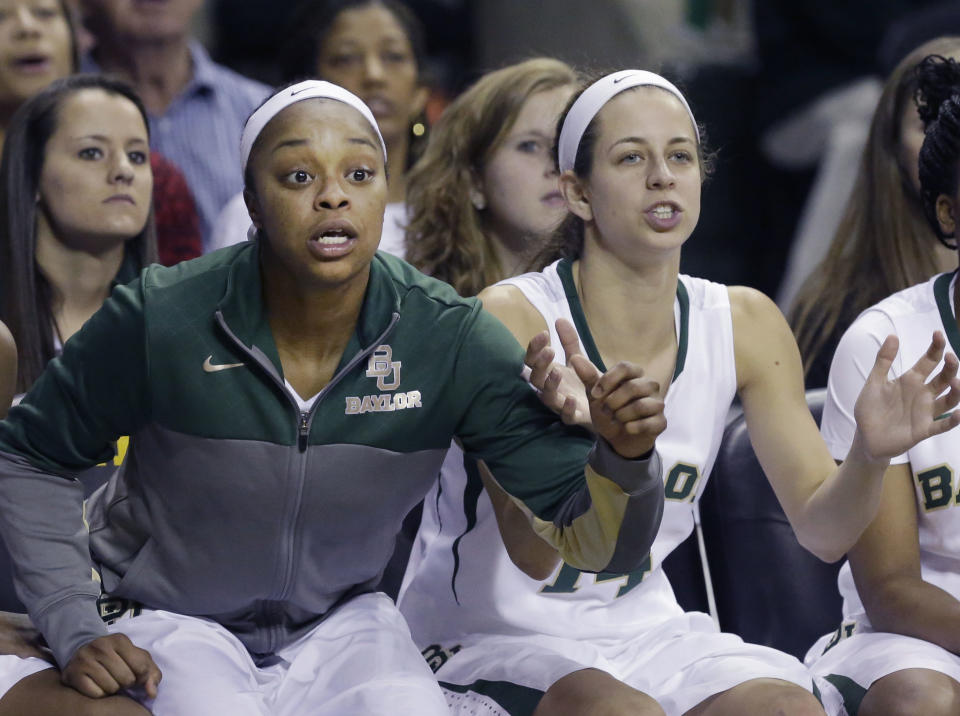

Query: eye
left=517, top=139, right=541, bottom=154
left=620, top=151, right=643, bottom=165
left=670, top=150, right=693, bottom=163
left=325, top=53, right=359, bottom=69
left=77, top=147, right=103, bottom=160
left=382, top=50, right=410, bottom=65
left=128, top=151, right=148, bottom=165
left=349, top=167, right=374, bottom=182
left=33, top=5, right=60, bottom=20
left=283, top=169, right=314, bottom=185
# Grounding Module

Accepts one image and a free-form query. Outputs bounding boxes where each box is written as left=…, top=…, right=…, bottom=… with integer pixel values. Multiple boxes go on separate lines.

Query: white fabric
left=434, top=612, right=813, bottom=716
left=398, top=263, right=811, bottom=713
left=807, top=630, right=960, bottom=714
left=813, top=272, right=960, bottom=686
left=284, top=379, right=320, bottom=412
left=209, top=192, right=251, bottom=253
left=0, top=655, right=53, bottom=701
left=240, top=80, right=386, bottom=173
left=75, top=594, right=447, bottom=714
left=378, top=203, right=409, bottom=259
left=558, top=70, right=699, bottom=172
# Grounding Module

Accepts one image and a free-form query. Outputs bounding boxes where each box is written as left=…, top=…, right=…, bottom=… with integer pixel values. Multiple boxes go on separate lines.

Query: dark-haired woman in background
left=806, top=53, right=960, bottom=716
left=212, top=0, right=428, bottom=255
left=0, top=74, right=156, bottom=395
left=0, top=72, right=153, bottom=716
left=0, top=0, right=200, bottom=267
left=790, top=36, right=960, bottom=388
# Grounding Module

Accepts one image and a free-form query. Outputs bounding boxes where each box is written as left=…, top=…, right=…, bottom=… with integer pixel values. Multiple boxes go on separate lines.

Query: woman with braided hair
left=806, top=54, right=960, bottom=715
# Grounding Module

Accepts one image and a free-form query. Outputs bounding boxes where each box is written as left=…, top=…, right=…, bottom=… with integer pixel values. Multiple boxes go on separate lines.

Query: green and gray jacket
left=0, top=243, right=663, bottom=668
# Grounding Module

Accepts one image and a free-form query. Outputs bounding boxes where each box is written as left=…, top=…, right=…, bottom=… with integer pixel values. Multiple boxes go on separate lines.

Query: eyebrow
left=610, top=136, right=695, bottom=150
left=74, top=134, right=147, bottom=145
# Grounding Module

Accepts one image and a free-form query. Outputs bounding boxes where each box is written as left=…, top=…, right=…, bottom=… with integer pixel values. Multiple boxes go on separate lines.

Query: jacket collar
left=216, top=242, right=402, bottom=375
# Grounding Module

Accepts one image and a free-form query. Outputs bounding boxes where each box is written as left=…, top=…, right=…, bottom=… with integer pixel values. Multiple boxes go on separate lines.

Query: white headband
left=239, top=79, right=388, bottom=173
left=558, top=70, right=699, bottom=173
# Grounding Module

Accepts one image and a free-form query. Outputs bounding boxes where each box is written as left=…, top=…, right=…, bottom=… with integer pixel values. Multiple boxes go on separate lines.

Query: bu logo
left=366, top=345, right=401, bottom=391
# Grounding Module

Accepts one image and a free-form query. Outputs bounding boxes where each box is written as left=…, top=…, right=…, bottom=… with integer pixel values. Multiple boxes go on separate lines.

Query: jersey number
left=540, top=554, right=651, bottom=599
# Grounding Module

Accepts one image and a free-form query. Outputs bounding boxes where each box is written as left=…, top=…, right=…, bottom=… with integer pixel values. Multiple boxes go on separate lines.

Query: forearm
left=794, top=431, right=889, bottom=562
left=0, top=452, right=107, bottom=667
left=480, top=464, right=561, bottom=580
left=864, top=577, right=960, bottom=655
left=531, top=440, right=664, bottom=573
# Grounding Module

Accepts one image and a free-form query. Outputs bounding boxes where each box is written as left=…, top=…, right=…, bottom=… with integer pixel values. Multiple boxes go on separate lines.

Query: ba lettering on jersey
left=916, top=463, right=957, bottom=511
left=345, top=344, right=423, bottom=414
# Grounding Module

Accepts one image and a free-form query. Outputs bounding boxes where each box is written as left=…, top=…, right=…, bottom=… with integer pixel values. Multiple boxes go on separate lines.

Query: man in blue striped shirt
left=80, top=0, right=270, bottom=250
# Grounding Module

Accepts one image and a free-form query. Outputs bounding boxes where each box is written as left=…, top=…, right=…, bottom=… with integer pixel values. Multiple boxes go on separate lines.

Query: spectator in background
left=79, top=0, right=269, bottom=248
left=790, top=36, right=960, bottom=388
left=211, top=0, right=428, bottom=255
left=0, top=74, right=154, bottom=716
left=0, top=0, right=200, bottom=266
left=403, top=57, right=578, bottom=294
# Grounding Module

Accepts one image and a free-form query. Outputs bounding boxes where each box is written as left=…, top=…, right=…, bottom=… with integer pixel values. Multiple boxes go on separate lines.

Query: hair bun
left=916, top=54, right=960, bottom=127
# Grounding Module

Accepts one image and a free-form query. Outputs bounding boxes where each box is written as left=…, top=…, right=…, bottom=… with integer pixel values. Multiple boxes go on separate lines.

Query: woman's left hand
left=855, top=331, right=960, bottom=461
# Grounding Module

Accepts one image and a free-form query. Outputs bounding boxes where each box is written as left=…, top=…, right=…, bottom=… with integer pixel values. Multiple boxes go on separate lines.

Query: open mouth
left=644, top=202, right=683, bottom=230
left=11, top=55, right=51, bottom=74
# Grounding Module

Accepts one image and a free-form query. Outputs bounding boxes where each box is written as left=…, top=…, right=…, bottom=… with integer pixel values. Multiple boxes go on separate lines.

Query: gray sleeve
left=0, top=451, right=106, bottom=668
left=589, top=440, right=665, bottom=573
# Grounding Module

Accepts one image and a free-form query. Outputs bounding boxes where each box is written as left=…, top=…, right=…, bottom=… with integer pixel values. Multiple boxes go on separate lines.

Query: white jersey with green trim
left=398, top=259, right=737, bottom=644
left=821, top=271, right=960, bottom=630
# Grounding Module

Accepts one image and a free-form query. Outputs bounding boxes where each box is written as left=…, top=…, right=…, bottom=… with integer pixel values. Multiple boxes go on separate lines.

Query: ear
left=559, top=170, right=592, bottom=222
left=467, top=169, right=486, bottom=211
left=243, top=187, right=263, bottom=230
left=936, top=193, right=957, bottom=237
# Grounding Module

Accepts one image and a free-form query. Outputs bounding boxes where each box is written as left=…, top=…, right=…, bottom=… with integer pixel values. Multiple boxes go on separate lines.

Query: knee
left=714, top=680, right=823, bottom=716
left=862, top=669, right=960, bottom=716
left=534, top=669, right=665, bottom=716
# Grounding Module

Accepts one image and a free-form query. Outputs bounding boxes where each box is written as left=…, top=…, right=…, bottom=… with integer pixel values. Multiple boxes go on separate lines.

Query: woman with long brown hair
left=404, top=57, right=579, bottom=296
left=790, top=36, right=960, bottom=387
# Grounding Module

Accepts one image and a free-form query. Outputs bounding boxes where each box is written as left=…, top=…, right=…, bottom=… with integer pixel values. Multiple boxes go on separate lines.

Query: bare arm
left=478, top=460, right=561, bottom=580
left=849, top=463, right=960, bottom=653
left=731, top=287, right=960, bottom=562
left=0, top=321, right=15, bottom=419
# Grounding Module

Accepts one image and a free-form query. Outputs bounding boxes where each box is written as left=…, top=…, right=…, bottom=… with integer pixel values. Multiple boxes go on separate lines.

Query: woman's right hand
left=62, top=633, right=161, bottom=699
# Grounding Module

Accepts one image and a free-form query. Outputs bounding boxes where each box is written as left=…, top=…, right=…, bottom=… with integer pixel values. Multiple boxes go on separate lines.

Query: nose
left=13, top=6, right=42, bottom=37
left=646, top=155, right=676, bottom=190
left=314, top=176, right=349, bottom=211
left=363, top=52, right=386, bottom=84
left=109, top=152, right=135, bottom=185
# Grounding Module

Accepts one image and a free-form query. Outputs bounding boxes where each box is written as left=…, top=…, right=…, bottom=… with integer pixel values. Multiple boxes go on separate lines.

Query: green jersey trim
left=439, top=678, right=545, bottom=713
left=934, top=271, right=960, bottom=358
left=823, top=674, right=867, bottom=715
left=556, top=258, right=688, bottom=381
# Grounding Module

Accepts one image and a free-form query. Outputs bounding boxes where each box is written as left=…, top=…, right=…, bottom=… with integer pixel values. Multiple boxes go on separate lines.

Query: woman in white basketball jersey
left=398, top=70, right=960, bottom=716
left=806, top=54, right=960, bottom=716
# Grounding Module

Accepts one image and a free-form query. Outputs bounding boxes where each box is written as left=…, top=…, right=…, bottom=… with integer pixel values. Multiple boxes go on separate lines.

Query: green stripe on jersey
left=556, top=258, right=689, bottom=382
left=934, top=271, right=960, bottom=358
left=441, top=679, right=545, bottom=715
left=824, top=674, right=867, bottom=715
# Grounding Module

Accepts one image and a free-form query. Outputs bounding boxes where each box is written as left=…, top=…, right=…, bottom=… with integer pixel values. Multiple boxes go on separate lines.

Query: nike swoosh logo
left=202, top=356, right=245, bottom=373
left=613, top=73, right=637, bottom=84
left=290, top=86, right=314, bottom=96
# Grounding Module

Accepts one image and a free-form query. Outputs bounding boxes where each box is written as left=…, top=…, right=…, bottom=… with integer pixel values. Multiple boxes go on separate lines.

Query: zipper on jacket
left=298, top=411, right=309, bottom=452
